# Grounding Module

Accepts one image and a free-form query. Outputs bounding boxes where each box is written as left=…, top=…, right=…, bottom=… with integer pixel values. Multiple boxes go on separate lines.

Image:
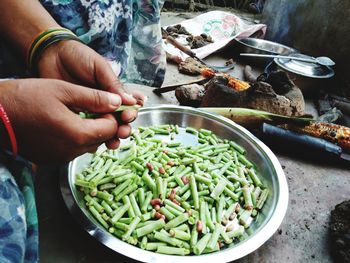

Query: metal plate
left=275, top=53, right=334, bottom=79
left=60, top=105, right=288, bottom=263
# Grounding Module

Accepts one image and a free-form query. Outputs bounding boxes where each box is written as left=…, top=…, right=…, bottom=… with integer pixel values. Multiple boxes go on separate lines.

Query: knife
left=262, top=123, right=350, bottom=162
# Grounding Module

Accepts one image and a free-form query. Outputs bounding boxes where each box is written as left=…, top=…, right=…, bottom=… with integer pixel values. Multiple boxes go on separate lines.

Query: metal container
left=60, top=105, right=288, bottom=263
left=232, top=37, right=298, bottom=65
left=273, top=53, right=335, bottom=95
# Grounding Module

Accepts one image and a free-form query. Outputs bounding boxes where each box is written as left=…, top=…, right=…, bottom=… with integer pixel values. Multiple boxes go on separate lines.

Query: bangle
left=27, top=28, right=82, bottom=74
left=0, top=103, right=18, bottom=158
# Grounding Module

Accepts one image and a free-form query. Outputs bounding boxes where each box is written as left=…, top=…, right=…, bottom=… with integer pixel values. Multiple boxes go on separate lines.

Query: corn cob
left=201, top=69, right=250, bottom=91
left=284, top=122, right=350, bottom=152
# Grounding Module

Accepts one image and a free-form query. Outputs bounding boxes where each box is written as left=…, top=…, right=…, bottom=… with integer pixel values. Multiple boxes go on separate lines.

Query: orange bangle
left=0, top=103, right=17, bottom=158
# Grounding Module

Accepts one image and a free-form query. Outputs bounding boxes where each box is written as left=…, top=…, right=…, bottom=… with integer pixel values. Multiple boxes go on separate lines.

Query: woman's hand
left=0, top=79, right=131, bottom=164
left=37, top=39, right=144, bottom=102
left=37, top=39, right=145, bottom=148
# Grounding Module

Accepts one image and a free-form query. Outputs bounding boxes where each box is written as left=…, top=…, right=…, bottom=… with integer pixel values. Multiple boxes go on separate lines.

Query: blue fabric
left=0, top=153, right=38, bottom=263
left=0, top=0, right=166, bottom=87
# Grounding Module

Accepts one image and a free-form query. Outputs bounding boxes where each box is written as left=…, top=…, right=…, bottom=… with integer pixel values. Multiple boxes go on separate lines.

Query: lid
left=274, top=53, right=334, bottom=79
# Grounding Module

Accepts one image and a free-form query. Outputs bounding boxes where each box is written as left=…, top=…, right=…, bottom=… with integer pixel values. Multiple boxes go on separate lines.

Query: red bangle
left=0, top=103, right=18, bottom=158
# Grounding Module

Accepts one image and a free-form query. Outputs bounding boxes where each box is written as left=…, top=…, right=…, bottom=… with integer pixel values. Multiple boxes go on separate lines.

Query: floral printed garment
left=0, top=153, right=38, bottom=263
left=0, top=0, right=166, bottom=87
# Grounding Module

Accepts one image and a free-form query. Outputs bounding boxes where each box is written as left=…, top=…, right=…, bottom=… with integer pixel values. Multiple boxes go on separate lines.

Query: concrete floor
left=36, top=11, right=350, bottom=263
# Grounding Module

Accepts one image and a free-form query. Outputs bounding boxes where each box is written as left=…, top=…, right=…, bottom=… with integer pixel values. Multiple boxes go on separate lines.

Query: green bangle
left=27, top=29, right=82, bottom=74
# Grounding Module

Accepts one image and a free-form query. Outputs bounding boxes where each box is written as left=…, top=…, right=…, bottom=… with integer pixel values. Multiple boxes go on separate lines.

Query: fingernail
left=109, top=93, right=121, bottom=108
left=123, top=93, right=136, bottom=101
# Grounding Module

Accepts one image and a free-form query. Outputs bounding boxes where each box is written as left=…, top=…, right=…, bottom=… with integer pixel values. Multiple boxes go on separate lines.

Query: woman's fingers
left=119, top=109, right=138, bottom=124
left=59, top=82, right=122, bottom=113
left=117, top=124, right=132, bottom=139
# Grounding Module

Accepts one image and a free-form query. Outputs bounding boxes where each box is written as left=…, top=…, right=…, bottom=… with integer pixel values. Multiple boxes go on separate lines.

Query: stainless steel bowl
left=60, top=105, right=288, bottom=263
left=232, top=37, right=298, bottom=65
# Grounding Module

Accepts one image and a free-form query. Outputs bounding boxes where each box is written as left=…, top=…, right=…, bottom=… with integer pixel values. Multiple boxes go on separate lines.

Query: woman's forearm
left=0, top=0, right=60, bottom=57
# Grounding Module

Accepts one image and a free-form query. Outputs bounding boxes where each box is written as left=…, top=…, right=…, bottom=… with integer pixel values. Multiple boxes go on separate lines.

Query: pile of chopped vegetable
left=75, top=125, right=268, bottom=256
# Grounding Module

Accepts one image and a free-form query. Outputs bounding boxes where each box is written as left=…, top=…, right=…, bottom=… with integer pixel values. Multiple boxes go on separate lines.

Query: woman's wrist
left=0, top=81, right=18, bottom=156
left=26, top=28, right=82, bottom=73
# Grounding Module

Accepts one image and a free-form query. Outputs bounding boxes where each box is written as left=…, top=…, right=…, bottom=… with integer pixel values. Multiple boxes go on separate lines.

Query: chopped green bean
left=141, top=191, right=153, bottom=213
left=136, top=219, right=165, bottom=238
left=76, top=124, right=268, bottom=256
left=169, top=228, right=191, bottom=241
left=207, top=223, right=222, bottom=250
left=185, top=127, right=198, bottom=135
left=193, top=233, right=211, bottom=255
left=110, top=203, right=130, bottom=224
left=89, top=206, right=109, bottom=229
left=145, top=242, right=167, bottom=251
left=157, top=246, right=190, bottom=255
left=210, top=179, right=228, bottom=200
left=257, top=189, right=269, bottom=210
left=164, top=199, right=185, bottom=213
left=122, top=216, right=141, bottom=241
left=165, top=213, right=189, bottom=230
left=189, top=175, right=199, bottom=210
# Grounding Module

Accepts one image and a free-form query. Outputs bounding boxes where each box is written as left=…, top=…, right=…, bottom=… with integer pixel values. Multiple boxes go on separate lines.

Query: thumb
left=59, top=82, right=122, bottom=113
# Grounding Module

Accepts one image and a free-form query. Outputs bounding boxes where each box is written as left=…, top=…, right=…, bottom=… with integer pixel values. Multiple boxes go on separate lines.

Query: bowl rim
left=60, top=105, right=289, bottom=263
left=235, top=37, right=298, bottom=55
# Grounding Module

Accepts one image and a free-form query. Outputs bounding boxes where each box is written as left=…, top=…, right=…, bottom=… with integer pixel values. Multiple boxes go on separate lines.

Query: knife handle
left=262, top=123, right=342, bottom=156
